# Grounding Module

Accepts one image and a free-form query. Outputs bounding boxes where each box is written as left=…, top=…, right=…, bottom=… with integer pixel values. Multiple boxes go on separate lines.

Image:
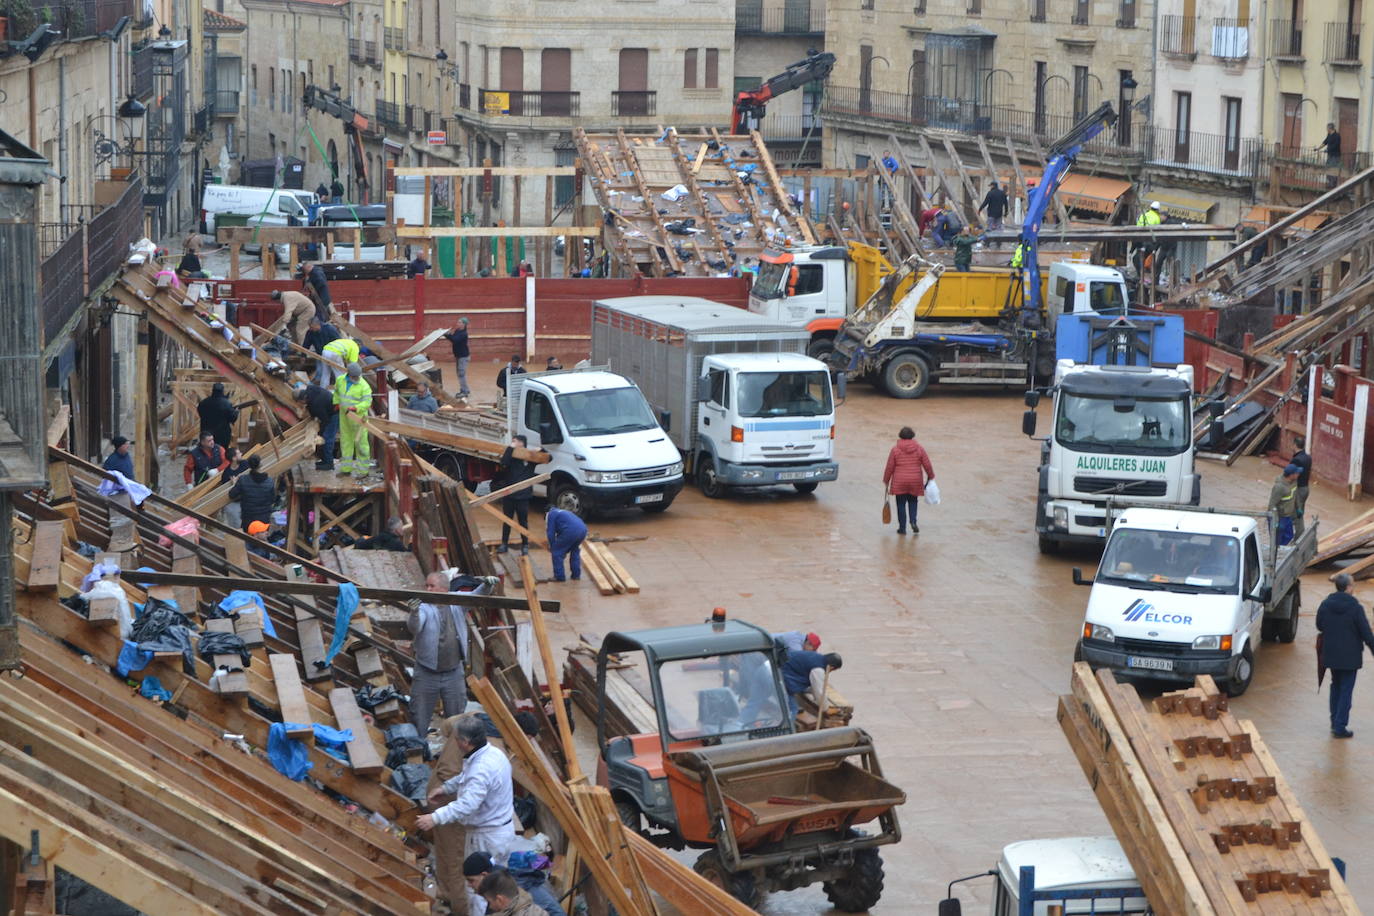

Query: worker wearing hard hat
left=1137, top=200, right=1163, bottom=227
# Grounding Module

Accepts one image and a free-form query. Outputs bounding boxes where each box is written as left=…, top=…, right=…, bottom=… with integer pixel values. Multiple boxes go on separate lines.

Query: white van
left=201, top=184, right=315, bottom=240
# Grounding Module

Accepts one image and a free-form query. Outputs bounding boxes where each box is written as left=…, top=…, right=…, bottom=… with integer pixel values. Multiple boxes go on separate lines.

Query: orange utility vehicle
left=595, top=620, right=905, bottom=910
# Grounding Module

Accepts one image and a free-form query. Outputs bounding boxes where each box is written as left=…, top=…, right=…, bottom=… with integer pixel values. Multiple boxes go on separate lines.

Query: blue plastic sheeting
left=218, top=590, right=278, bottom=638
left=323, top=582, right=360, bottom=664
left=139, top=676, right=173, bottom=701
left=312, top=723, right=355, bottom=762
left=116, top=640, right=154, bottom=677
left=268, top=722, right=314, bottom=781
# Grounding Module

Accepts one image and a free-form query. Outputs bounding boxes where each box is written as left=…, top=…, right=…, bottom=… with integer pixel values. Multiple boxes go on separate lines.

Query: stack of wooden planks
left=582, top=540, right=639, bottom=596
left=1060, top=663, right=1357, bottom=912
left=1307, top=506, right=1374, bottom=576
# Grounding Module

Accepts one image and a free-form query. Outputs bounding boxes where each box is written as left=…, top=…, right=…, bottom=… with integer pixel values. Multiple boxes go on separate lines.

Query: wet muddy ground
left=503, top=377, right=1374, bottom=914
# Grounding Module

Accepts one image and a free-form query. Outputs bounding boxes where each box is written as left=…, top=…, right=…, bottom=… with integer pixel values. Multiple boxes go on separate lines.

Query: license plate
left=778, top=471, right=810, bottom=481
left=634, top=493, right=664, bottom=504
left=1127, top=656, right=1174, bottom=671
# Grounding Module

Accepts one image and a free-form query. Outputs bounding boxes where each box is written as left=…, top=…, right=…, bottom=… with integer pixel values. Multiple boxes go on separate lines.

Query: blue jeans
left=1277, top=515, right=1295, bottom=546
left=895, top=494, right=919, bottom=531
left=516, top=875, right=567, bottom=916
left=551, top=535, right=583, bottom=580
left=319, top=413, right=338, bottom=462
left=1330, top=668, right=1358, bottom=732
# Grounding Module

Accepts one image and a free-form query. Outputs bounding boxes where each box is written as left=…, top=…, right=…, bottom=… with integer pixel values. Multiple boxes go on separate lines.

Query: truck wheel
left=793, top=482, right=819, bottom=494
left=823, top=847, right=885, bottom=912
left=432, top=451, right=463, bottom=482
left=882, top=353, right=931, bottom=399
left=1277, top=589, right=1300, bottom=644
left=697, top=459, right=726, bottom=499
left=1223, top=643, right=1255, bottom=698
left=692, top=851, right=760, bottom=909
left=550, top=481, right=589, bottom=519
left=807, top=336, right=836, bottom=361
left=1038, top=533, right=1060, bottom=555
left=615, top=798, right=642, bottom=833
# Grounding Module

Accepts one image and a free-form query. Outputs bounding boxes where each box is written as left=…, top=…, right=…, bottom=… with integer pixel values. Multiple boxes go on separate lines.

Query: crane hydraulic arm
left=731, top=51, right=836, bottom=134
left=1017, top=101, right=1117, bottom=326
left=302, top=84, right=372, bottom=204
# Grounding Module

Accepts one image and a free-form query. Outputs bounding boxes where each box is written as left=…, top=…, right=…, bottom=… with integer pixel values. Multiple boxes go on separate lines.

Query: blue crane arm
left=1018, top=102, right=1118, bottom=325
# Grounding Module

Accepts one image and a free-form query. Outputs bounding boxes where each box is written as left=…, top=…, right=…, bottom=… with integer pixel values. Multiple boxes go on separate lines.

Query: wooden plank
left=394, top=166, right=577, bottom=177
left=351, top=644, right=384, bottom=679
left=749, top=128, right=815, bottom=244
left=296, top=616, right=330, bottom=681
left=204, top=617, right=249, bottom=697
left=395, top=226, right=600, bottom=238
left=365, top=415, right=549, bottom=464
left=581, top=549, right=616, bottom=595
left=268, top=654, right=316, bottom=737
left=25, top=521, right=64, bottom=591
left=328, top=688, right=385, bottom=775
left=86, top=596, right=120, bottom=625
left=45, top=404, right=70, bottom=448
left=466, top=472, right=553, bottom=508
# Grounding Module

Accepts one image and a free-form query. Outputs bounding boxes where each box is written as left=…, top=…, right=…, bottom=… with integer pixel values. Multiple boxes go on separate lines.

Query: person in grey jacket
left=408, top=572, right=494, bottom=735
left=1317, top=573, right=1374, bottom=738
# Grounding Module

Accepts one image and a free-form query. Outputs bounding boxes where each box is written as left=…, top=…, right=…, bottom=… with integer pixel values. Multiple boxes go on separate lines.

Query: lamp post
left=92, top=95, right=147, bottom=176
left=1119, top=74, right=1137, bottom=146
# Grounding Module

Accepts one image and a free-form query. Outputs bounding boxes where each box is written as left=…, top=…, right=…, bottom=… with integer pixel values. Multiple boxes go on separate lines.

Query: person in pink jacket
left=883, top=426, right=935, bottom=535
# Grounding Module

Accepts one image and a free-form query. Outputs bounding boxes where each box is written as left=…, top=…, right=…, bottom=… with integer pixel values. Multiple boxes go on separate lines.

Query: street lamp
left=435, top=48, right=459, bottom=82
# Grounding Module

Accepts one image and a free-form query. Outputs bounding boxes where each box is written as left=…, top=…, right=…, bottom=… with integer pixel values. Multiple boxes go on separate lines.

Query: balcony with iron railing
left=131, top=40, right=156, bottom=99
left=365, top=40, right=380, bottom=64
left=1159, top=14, right=1198, bottom=57
left=734, top=3, right=823, bottom=34
left=384, top=26, right=406, bottom=51
left=406, top=104, right=421, bottom=130
left=1070, top=0, right=1090, bottom=24
left=1267, top=144, right=1373, bottom=189
left=477, top=89, right=581, bottom=118
left=611, top=90, right=656, bottom=117
left=349, top=38, right=365, bottom=62
left=458, top=84, right=471, bottom=109
left=1144, top=127, right=1263, bottom=177
left=2, top=0, right=134, bottom=41
left=1324, top=21, right=1361, bottom=63
left=1210, top=18, right=1251, bottom=60
left=375, top=100, right=402, bottom=131
left=209, top=89, right=239, bottom=117
left=1271, top=19, right=1304, bottom=57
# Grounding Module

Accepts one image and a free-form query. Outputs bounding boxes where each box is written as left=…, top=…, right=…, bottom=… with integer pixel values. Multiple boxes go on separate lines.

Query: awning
left=1244, top=205, right=1330, bottom=235
left=1057, top=175, right=1131, bottom=216
left=1153, top=192, right=1213, bottom=222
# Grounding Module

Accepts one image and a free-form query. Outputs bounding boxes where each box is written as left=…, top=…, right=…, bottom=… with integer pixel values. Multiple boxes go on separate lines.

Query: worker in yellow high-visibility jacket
left=334, top=362, right=373, bottom=477
left=321, top=336, right=361, bottom=387
left=1136, top=200, right=1163, bottom=226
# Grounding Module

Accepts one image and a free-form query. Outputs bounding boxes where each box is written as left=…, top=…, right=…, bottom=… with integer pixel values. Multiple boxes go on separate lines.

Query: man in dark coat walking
left=228, top=455, right=278, bottom=532
left=197, top=383, right=239, bottom=448
left=1316, top=573, right=1374, bottom=738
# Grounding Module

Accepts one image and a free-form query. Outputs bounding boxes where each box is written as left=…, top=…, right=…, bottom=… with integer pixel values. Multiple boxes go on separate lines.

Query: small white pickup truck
left=1073, top=504, right=1317, bottom=697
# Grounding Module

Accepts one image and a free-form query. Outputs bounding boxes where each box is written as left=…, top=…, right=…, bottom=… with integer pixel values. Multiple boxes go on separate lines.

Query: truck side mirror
left=1247, top=584, right=1272, bottom=604
left=938, top=899, right=962, bottom=916
left=1072, top=567, right=1092, bottom=586
left=696, top=376, right=711, bottom=402
left=1022, top=409, right=1038, bottom=437
left=539, top=420, right=562, bottom=445
left=659, top=409, right=671, bottom=432
left=1024, top=390, right=1040, bottom=408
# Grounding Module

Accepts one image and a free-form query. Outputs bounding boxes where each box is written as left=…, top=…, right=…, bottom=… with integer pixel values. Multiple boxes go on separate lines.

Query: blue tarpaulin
left=268, top=722, right=314, bottom=781
left=218, top=590, right=278, bottom=638
left=323, top=582, right=359, bottom=664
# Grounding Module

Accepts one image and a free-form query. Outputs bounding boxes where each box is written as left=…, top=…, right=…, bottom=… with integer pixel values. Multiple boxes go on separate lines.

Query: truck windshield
left=752, top=261, right=789, bottom=300
left=1056, top=394, right=1189, bottom=455
left=555, top=388, right=658, bottom=437
left=1098, top=529, right=1240, bottom=593
left=1090, top=281, right=1127, bottom=314
left=737, top=371, right=832, bottom=418
left=657, top=651, right=787, bottom=741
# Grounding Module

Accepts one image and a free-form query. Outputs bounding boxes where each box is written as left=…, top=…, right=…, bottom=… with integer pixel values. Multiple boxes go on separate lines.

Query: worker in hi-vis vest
left=333, top=362, right=373, bottom=477
left=1137, top=200, right=1163, bottom=226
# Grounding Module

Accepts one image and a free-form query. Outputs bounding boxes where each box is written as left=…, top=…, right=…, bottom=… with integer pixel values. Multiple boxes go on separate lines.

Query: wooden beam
left=364, top=415, right=550, bottom=464
left=123, top=569, right=560, bottom=613
left=393, top=166, right=577, bottom=177
left=24, top=521, right=64, bottom=591
left=269, top=654, right=316, bottom=738
left=395, top=226, right=601, bottom=238
left=466, top=473, right=553, bottom=508
left=217, top=225, right=396, bottom=245
left=518, top=554, right=580, bottom=780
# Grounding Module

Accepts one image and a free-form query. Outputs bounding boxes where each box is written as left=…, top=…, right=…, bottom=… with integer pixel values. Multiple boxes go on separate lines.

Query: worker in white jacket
left=415, top=715, right=518, bottom=862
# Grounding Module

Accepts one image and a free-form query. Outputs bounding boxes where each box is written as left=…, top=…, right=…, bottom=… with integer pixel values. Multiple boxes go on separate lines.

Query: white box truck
left=396, top=367, right=684, bottom=518
left=592, top=296, right=839, bottom=498
left=1073, top=504, right=1317, bottom=697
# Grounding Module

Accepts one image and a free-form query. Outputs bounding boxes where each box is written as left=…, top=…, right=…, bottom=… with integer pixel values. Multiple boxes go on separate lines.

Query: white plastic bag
left=924, top=479, right=941, bottom=506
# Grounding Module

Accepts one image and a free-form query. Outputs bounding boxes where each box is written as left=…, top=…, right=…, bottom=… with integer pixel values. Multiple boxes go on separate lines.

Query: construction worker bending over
left=781, top=650, right=843, bottom=720
left=544, top=507, right=587, bottom=582
left=415, top=715, right=518, bottom=863
left=321, top=335, right=361, bottom=387
left=334, top=362, right=373, bottom=477
left=270, top=289, right=316, bottom=343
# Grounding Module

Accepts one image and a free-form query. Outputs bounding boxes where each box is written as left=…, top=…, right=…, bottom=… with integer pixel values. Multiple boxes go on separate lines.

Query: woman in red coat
left=883, top=426, right=935, bottom=534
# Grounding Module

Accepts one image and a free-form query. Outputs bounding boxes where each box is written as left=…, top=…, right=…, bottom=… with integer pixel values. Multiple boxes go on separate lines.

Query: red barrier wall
left=221, top=276, right=751, bottom=363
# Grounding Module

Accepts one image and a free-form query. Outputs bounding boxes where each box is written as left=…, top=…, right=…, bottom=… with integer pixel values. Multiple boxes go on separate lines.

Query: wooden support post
left=518, top=554, right=581, bottom=781
left=133, top=319, right=151, bottom=484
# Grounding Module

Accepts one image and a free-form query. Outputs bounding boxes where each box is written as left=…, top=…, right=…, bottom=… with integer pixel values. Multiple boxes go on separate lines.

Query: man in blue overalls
left=544, top=507, right=587, bottom=583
